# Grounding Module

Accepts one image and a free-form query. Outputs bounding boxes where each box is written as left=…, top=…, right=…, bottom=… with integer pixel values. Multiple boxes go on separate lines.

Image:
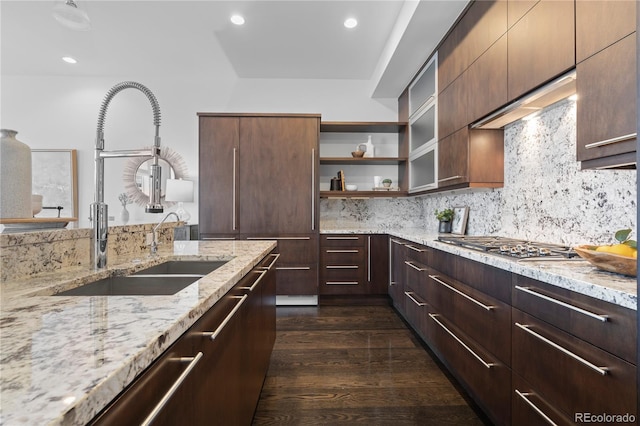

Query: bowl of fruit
left=574, top=229, right=637, bottom=277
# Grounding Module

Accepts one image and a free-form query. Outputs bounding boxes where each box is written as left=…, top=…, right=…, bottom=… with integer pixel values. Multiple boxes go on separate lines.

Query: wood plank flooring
left=252, top=305, right=491, bottom=425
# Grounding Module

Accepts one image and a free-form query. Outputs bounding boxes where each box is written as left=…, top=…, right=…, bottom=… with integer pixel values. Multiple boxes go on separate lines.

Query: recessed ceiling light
left=344, top=18, right=357, bottom=29
left=230, top=14, right=245, bottom=25
left=568, top=94, right=578, bottom=102
left=62, top=56, right=77, bottom=64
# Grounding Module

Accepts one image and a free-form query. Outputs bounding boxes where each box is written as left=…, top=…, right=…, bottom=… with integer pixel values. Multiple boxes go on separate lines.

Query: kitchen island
left=0, top=239, right=276, bottom=425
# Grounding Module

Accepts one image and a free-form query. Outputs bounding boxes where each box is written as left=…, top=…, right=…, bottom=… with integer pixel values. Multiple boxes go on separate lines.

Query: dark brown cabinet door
left=199, top=116, right=240, bottom=236
left=239, top=116, right=318, bottom=234
left=389, top=238, right=407, bottom=314
left=438, top=73, right=469, bottom=140
left=576, top=34, right=637, bottom=167
left=367, top=234, right=389, bottom=295
left=507, top=0, right=575, bottom=101
left=466, top=35, right=508, bottom=124
left=438, top=127, right=469, bottom=187
left=576, top=0, right=636, bottom=63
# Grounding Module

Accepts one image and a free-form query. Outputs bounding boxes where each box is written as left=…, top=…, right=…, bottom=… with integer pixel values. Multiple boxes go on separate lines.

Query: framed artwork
left=451, top=206, right=469, bottom=235
left=31, top=149, right=78, bottom=219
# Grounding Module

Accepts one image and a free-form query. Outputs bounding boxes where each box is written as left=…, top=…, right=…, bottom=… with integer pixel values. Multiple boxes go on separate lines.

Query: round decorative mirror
left=122, top=146, right=189, bottom=207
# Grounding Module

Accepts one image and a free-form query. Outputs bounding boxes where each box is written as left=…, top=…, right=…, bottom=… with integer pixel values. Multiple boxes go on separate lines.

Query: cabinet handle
left=404, top=291, right=426, bottom=306
left=326, top=236, right=359, bottom=240
left=326, top=281, right=358, bottom=285
left=514, top=286, right=608, bottom=322
left=311, top=148, right=315, bottom=231
left=325, top=249, right=359, bottom=253
left=261, top=253, right=280, bottom=270
left=585, top=132, right=636, bottom=149
left=429, top=313, right=495, bottom=369
left=276, top=266, right=311, bottom=270
left=201, top=237, right=236, bottom=240
left=246, top=237, right=311, bottom=240
left=232, top=147, right=237, bottom=231
left=514, top=390, right=558, bottom=426
left=404, top=260, right=426, bottom=271
left=404, top=244, right=425, bottom=252
left=239, top=269, right=268, bottom=292
left=430, top=275, right=494, bottom=311
left=438, top=175, right=465, bottom=183
left=390, top=238, right=405, bottom=245
left=202, top=295, right=248, bottom=341
left=326, top=265, right=358, bottom=269
left=141, top=352, right=204, bottom=426
left=515, top=323, right=608, bottom=376
left=389, top=281, right=397, bottom=286
left=367, top=236, right=371, bottom=282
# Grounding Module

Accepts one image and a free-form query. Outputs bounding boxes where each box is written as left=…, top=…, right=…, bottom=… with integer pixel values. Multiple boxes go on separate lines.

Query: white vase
left=0, top=129, right=32, bottom=219
left=120, top=205, right=130, bottom=225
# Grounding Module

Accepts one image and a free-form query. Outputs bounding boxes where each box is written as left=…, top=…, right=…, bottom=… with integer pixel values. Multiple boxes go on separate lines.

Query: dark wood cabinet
left=437, top=127, right=504, bottom=190
left=507, top=0, right=575, bottom=101
left=512, top=373, right=575, bottom=426
left=507, top=0, right=538, bottom=29
left=576, top=33, right=637, bottom=169
left=438, top=72, right=468, bottom=139
left=388, top=237, right=408, bottom=315
left=367, top=234, right=389, bottom=295
left=466, top=35, right=508, bottom=124
left=198, top=113, right=320, bottom=299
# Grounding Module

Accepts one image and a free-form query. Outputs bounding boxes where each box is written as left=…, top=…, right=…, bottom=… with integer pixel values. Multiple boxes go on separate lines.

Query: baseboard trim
left=276, top=295, right=318, bottom=306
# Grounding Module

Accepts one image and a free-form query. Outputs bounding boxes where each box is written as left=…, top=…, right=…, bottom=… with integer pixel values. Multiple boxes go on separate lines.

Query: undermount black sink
left=131, top=260, right=227, bottom=276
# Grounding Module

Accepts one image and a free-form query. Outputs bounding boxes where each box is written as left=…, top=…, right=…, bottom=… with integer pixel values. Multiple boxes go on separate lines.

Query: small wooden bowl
left=574, top=245, right=637, bottom=277
left=351, top=151, right=365, bottom=158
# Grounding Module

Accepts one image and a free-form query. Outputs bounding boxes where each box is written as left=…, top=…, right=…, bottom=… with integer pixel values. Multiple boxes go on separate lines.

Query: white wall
left=1, top=75, right=397, bottom=228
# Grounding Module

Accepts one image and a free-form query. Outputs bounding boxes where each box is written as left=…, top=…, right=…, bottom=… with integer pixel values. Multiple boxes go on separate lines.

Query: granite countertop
left=0, top=239, right=276, bottom=426
left=321, top=226, right=637, bottom=311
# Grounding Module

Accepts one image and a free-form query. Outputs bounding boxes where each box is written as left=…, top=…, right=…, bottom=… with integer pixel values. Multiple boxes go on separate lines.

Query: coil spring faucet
left=92, top=81, right=164, bottom=269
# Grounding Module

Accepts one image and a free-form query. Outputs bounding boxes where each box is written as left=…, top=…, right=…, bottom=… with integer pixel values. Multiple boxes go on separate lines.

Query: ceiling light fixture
left=230, top=14, right=245, bottom=25
left=62, top=56, right=78, bottom=64
left=344, top=18, right=358, bottom=29
left=52, top=0, right=91, bottom=31
left=568, top=94, right=578, bottom=102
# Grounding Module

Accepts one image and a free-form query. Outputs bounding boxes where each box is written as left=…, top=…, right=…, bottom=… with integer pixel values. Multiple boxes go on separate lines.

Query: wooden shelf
left=320, top=121, right=408, bottom=133
left=320, top=157, right=408, bottom=165
left=320, top=190, right=408, bottom=198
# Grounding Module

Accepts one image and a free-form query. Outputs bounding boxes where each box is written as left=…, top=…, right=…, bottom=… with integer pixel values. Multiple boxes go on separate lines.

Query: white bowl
left=345, top=184, right=358, bottom=191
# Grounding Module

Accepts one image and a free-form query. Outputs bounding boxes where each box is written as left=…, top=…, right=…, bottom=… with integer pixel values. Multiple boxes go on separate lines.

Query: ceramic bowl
left=345, top=184, right=358, bottom=191
left=574, top=245, right=637, bottom=277
left=351, top=151, right=365, bottom=158
left=31, top=194, right=43, bottom=216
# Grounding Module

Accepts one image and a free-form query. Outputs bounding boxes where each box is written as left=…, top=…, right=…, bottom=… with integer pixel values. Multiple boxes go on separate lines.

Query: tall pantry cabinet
left=198, top=113, right=320, bottom=304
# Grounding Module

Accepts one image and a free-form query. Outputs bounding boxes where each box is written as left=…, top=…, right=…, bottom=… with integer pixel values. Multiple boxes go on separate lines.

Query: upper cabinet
left=507, top=0, right=575, bottom=101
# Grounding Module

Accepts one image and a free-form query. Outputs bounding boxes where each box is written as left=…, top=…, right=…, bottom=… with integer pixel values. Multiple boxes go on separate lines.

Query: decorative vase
left=0, top=129, right=32, bottom=219
left=120, top=205, right=130, bottom=225
left=438, top=220, right=452, bottom=233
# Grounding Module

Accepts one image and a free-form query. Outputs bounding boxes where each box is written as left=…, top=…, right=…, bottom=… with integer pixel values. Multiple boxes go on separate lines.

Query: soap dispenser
left=363, top=135, right=375, bottom=158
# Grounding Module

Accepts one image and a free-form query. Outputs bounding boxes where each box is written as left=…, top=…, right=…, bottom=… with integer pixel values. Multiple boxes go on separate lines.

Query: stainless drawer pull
left=585, top=132, right=636, bottom=149
left=390, top=239, right=405, bottom=245
left=203, top=295, right=248, bottom=341
left=141, top=352, right=204, bottom=426
left=246, top=237, right=310, bottom=240
left=241, top=269, right=267, bottom=292
left=430, top=275, right=494, bottom=311
left=311, top=148, right=315, bottom=231
left=515, top=390, right=558, bottom=426
left=327, top=281, right=358, bottom=285
left=275, top=266, right=311, bottom=270
left=515, top=323, right=608, bottom=376
left=232, top=148, right=237, bottom=230
left=389, top=281, right=397, bottom=286
left=367, top=236, right=371, bottom=282
left=202, top=237, right=236, bottom=240
left=430, top=314, right=495, bottom=369
left=326, top=249, right=359, bottom=253
left=438, top=175, right=465, bottom=182
left=326, top=236, right=359, bottom=240
left=405, top=261, right=426, bottom=271
left=404, top=291, right=426, bottom=306
left=405, top=244, right=425, bottom=252
left=261, top=253, right=280, bottom=270
left=326, top=265, right=358, bottom=269
left=515, top=286, right=608, bottom=322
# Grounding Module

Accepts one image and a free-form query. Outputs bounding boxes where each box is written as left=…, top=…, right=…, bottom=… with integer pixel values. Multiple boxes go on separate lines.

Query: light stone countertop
left=321, top=226, right=637, bottom=311
left=0, top=239, right=276, bottom=426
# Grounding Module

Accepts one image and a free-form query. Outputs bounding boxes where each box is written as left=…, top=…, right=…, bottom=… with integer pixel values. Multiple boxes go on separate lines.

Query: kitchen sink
left=131, top=260, right=227, bottom=276
left=55, top=275, right=201, bottom=296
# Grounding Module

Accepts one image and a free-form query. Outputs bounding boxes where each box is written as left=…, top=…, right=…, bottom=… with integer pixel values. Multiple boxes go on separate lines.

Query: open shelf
left=320, top=190, right=408, bottom=198
left=320, top=121, right=408, bottom=133
left=320, top=157, right=408, bottom=165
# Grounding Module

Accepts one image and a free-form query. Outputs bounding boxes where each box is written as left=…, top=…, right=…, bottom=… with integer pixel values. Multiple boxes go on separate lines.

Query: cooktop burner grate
left=437, top=235, right=579, bottom=259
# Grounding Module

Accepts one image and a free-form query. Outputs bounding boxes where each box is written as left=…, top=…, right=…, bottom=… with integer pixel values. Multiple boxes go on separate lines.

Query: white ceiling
left=1, top=0, right=468, bottom=98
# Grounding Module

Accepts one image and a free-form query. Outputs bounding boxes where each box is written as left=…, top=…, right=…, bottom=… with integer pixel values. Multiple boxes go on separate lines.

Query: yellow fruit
left=595, top=243, right=637, bottom=258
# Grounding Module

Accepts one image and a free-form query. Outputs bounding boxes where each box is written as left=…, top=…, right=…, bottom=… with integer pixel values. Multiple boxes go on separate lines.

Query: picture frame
left=31, top=149, right=78, bottom=220
left=451, top=206, right=469, bottom=235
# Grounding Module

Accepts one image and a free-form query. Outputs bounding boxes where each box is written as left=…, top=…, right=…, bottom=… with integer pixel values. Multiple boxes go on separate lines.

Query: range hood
left=471, top=70, right=576, bottom=129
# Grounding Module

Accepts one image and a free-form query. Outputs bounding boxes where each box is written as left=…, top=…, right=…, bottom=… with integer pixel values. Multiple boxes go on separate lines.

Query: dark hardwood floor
left=252, top=304, right=491, bottom=425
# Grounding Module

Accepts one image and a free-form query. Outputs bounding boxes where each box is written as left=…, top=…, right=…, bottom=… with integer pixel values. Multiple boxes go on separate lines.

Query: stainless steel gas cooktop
left=437, top=235, right=579, bottom=260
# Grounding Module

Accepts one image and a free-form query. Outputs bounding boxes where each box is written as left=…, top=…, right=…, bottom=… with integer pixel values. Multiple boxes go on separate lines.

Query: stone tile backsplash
left=321, top=99, right=637, bottom=246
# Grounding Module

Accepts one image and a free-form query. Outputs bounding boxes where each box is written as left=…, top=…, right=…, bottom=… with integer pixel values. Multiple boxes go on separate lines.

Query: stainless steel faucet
left=92, top=81, right=165, bottom=269
left=150, top=212, right=180, bottom=255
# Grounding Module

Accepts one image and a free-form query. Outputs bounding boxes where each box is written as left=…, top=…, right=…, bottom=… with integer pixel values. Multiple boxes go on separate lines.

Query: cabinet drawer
left=321, top=265, right=364, bottom=281
left=404, top=290, right=429, bottom=341
left=513, top=275, right=636, bottom=364
left=455, top=254, right=512, bottom=304
left=427, top=272, right=511, bottom=365
left=404, top=242, right=430, bottom=264
left=245, top=235, right=318, bottom=265
left=321, top=248, right=365, bottom=265
left=428, top=311, right=511, bottom=426
left=275, top=265, right=318, bottom=296
left=321, top=234, right=365, bottom=248
left=404, top=259, right=429, bottom=300
left=512, top=309, right=637, bottom=418
left=512, top=373, right=574, bottom=426
left=320, top=278, right=367, bottom=295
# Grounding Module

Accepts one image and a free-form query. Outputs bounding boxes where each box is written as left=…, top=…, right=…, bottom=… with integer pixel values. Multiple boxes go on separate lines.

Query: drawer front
left=275, top=265, right=318, bottom=296
left=512, top=373, right=574, bottom=426
left=321, top=248, right=365, bottom=265
left=245, top=234, right=318, bottom=265
left=513, top=275, right=636, bottom=364
left=404, top=242, right=430, bottom=264
left=320, top=277, right=367, bottom=295
left=427, top=272, right=511, bottom=365
left=455, top=255, right=512, bottom=304
left=428, top=310, right=512, bottom=426
left=321, top=265, right=364, bottom=281
left=512, top=309, right=637, bottom=418
left=404, top=290, right=430, bottom=341
left=404, top=259, right=429, bottom=300
left=321, top=234, right=365, bottom=248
